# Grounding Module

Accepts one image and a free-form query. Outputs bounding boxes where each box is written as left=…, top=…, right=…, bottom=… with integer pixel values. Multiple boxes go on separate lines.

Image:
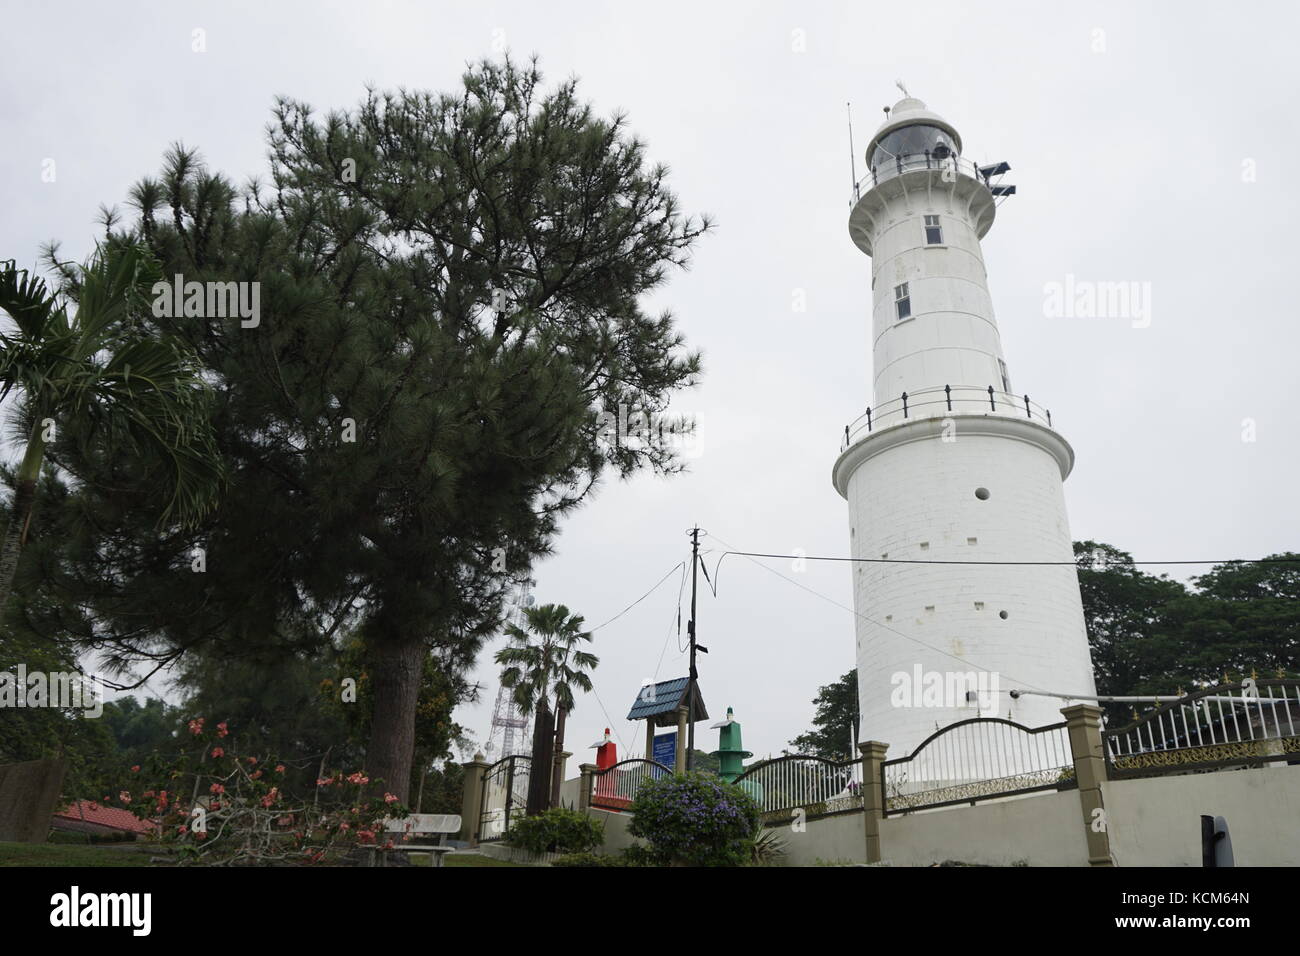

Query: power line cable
left=653, top=558, right=689, bottom=678
left=702, top=531, right=1057, bottom=697
left=582, top=560, right=688, bottom=759
left=589, top=561, right=686, bottom=633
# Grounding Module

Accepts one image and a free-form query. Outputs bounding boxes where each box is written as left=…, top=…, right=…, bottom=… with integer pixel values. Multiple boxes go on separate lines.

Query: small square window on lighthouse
left=924, top=214, right=943, bottom=245
left=894, top=283, right=911, bottom=321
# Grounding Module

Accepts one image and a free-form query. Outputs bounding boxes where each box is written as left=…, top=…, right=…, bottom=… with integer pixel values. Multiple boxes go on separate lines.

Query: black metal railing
left=882, top=718, right=1075, bottom=816
left=729, top=753, right=864, bottom=819
left=1103, top=680, right=1300, bottom=779
left=841, top=385, right=1054, bottom=450
left=477, top=754, right=530, bottom=843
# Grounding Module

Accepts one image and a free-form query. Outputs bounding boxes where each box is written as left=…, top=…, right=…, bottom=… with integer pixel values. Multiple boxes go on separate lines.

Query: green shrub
left=505, top=808, right=603, bottom=856
left=627, top=771, right=761, bottom=867
left=550, top=851, right=616, bottom=867
left=618, top=844, right=656, bottom=867
left=749, top=827, right=786, bottom=866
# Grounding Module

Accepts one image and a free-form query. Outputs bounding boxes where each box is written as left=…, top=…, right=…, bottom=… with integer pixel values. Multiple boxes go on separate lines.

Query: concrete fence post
left=1061, top=703, right=1114, bottom=867
left=858, top=741, right=889, bottom=864
left=458, top=752, right=490, bottom=845
left=577, top=763, right=597, bottom=812
left=552, top=749, right=572, bottom=808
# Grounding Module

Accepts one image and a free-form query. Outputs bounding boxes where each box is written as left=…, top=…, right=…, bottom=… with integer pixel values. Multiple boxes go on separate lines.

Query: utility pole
left=686, top=526, right=706, bottom=771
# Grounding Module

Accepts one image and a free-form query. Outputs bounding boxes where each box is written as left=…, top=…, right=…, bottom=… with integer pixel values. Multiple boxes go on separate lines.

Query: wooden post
left=458, top=752, right=489, bottom=845
left=1062, top=704, right=1114, bottom=867
left=675, top=708, right=688, bottom=774
left=644, top=720, right=655, bottom=762
left=858, top=741, right=889, bottom=864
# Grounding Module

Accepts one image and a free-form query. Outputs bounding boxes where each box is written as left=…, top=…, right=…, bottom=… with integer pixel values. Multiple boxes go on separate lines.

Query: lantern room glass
left=868, top=124, right=958, bottom=170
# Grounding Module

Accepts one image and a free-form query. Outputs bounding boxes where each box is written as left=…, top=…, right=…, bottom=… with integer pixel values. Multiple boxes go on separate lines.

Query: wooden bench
left=368, top=813, right=461, bottom=867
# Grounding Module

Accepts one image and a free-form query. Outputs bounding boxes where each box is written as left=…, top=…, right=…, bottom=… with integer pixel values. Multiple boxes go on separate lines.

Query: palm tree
left=495, top=602, right=598, bottom=814
left=0, top=243, right=225, bottom=608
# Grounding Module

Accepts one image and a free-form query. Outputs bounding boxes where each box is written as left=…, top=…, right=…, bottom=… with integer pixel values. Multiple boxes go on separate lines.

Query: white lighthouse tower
left=832, top=95, right=1098, bottom=766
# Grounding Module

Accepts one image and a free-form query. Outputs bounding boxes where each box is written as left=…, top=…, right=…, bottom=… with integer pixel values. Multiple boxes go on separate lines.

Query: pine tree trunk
left=0, top=428, right=47, bottom=611
left=364, top=637, right=424, bottom=804
left=526, top=704, right=555, bottom=815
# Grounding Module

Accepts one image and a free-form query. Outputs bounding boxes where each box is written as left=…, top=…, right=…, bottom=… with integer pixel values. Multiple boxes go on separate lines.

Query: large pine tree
left=18, top=57, right=707, bottom=800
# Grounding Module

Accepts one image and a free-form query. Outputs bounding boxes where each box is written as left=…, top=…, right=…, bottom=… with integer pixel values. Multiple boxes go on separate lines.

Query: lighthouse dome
left=866, top=96, right=963, bottom=170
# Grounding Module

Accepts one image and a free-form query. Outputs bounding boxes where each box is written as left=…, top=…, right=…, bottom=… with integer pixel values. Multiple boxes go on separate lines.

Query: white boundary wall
left=1104, top=765, right=1300, bottom=866
left=765, top=764, right=1300, bottom=866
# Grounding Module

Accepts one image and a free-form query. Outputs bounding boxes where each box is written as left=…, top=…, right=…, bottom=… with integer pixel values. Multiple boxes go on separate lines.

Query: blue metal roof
left=626, top=677, right=708, bottom=725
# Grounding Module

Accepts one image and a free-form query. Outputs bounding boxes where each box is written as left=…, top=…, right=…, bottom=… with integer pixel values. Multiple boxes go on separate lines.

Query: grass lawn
left=0, top=841, right=526, bottom=867
left=0, top=841, right=165, bottom=867
left=441, top=853, right=527, bottom=867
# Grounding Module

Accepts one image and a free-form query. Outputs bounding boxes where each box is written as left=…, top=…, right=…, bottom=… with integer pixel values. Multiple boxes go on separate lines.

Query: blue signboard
left=652, top=732, right=677, bottom=770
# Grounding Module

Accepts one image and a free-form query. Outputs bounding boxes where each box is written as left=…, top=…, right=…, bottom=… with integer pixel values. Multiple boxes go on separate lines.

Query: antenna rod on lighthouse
left=687, top=525, right=701, bottom=771
left=847, top=101, right=858, bottom=198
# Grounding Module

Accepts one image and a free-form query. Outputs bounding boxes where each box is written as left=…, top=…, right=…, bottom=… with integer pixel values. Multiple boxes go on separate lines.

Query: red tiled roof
left=54, top=800, right=155, bottom=834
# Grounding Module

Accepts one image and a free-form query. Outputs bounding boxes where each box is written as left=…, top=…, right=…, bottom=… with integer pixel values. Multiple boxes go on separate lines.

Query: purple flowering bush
left=627, top=771, right=761, bottom=866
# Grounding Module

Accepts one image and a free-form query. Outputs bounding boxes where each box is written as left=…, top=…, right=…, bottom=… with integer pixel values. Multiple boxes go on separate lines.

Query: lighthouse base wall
left=835, top=417, right=1097, bottom=763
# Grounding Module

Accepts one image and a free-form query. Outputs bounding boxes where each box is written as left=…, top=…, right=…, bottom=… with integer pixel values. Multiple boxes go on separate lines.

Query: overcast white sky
left=3, top=1, right=1297, bottom=767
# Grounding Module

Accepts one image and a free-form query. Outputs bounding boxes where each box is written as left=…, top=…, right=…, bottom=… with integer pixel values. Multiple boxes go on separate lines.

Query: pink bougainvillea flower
left=210, top=747, right=224, bottom=758
left=130, top=765, right=140, bottom=773
left=357, top=830, right=376, bottom=845
left=383, top=792, right=398, bottom=804
left=275, top=764, right=286, bottom=774
left=250, top=769, right=263, bottom=780
left=260, top=788, right=279, bottom=808
left=119, top=791, right=131, bottom=803
left=196, top=831, right=208, bottom=841
left=143, top=790, right=155, bottom=799
left=209, top=783, right=225, bottom=795
left=216, top=721, right=229, bottom=738
left=246, top=756, right=257, bottom=765
left=188, top=718, right=205, bottom=735
left=315, top=777, right=333, bottom=787
left=177, top=825, right=188, bottom=835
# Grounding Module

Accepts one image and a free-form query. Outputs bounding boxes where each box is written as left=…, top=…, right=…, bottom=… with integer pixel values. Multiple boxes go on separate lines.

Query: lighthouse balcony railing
left=727, top=754, right=865, bottom=821
left=851, top=152, right=994, bottom=206
left=841, top=385, right=1054, bottom=451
